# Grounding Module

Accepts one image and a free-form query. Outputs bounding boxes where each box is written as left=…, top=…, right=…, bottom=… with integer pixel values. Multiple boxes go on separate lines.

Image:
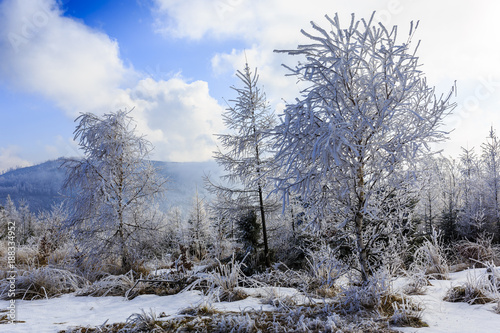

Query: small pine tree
left=237, top=210, right=261, bottom=253
left=187, top=190, right=210, bottom=261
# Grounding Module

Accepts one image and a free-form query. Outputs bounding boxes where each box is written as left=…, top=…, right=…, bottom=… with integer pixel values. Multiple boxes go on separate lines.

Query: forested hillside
left=0, top=159, right=220, bottom=214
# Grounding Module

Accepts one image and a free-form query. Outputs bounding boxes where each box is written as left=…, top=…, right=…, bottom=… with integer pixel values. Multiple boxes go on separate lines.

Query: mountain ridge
left=0, top=158, right=222, bottom=215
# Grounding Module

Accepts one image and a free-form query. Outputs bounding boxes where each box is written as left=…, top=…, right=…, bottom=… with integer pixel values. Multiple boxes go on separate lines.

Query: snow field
left=0, top=287, right=303, bottom=333
left=396, top=268, right=500, bottom=333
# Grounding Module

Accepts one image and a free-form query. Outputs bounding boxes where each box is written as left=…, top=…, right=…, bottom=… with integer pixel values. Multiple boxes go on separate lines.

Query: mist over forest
left=0, top=159, right=221, bottom=214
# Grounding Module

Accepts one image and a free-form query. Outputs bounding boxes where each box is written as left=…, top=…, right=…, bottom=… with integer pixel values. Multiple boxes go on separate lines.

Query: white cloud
left=0, top=146, right=32, bottom=173
left=123, top=77, right=225, bottom=162
left=152, top=0, right=259, bottom=40
left=0, top=0, right=132, bottom=116
left=0, top=0, right=226, bottom=162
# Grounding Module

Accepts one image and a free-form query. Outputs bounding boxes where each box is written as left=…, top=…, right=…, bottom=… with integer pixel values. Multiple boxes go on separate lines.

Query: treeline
left=418, top=127, right=500, bottom=244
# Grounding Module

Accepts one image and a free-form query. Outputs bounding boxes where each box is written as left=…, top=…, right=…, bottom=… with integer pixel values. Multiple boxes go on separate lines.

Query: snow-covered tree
left=207, top=63, right=278, bottom=266
left=481, top=127, right=500, bottom=238
left=36, top=203, right=69, bottom=265
left=236, top=209, right=261, bottom=254
left=457, top=147, right=485, bottom=238
left=437, top=157, right=461, bottom=243
left=0, top=206, right=7, bottom=240
left=273, top=13, right=455, bottom=281
left=1, top=196, right=17, bottom=241
left=163, top=206, right=184, bottom=251
left=62, top=110, right=166, bottom=272
left=187, top=189, right=210, bottom=260
left=17, top=199, right=34, bottom=245
left=415, top=156, right=442, bottom=235
left=208, top=194, right=236, bottom=260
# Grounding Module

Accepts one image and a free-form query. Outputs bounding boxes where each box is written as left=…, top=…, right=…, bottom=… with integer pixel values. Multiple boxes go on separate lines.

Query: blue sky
left=0, top=0, right=499, bottom=172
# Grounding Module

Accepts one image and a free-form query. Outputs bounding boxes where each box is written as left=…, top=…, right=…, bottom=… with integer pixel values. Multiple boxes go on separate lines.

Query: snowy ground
left=1, top=268, right=500, bottom=332
left=0, top=287, right=288, bottom=333
left=396, top=268, right=500, bottom=333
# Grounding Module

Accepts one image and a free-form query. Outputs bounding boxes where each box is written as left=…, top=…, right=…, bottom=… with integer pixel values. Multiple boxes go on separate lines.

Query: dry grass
left=179, top=299, right=221, bottom=316
left=444, top=285, right=493, bottom=304
left=76, top=271, right=139, bottom=297
left=385, top=294, right=427, bottom=328
left=185, top=255, right=257, bottom=302
left=455, top=234, right=500, bottom=267
left=412, top=230, right=449, bottom=280
left=444, top=268, right=500, bottom=305
left=402, top=270, right=431, bottom=295
left=60, top=305, right=398, bottom=333
left=122, top=309, right=165, bottom=332
left=14, top=245, right=39, bottom=268
left=315, top=284, right=341, bottom=298
left=0, top=267, right=89, bottom=300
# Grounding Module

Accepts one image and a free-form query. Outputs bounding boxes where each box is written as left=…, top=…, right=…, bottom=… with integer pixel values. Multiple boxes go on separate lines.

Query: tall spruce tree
left=207, top=63, right=277, bottom=267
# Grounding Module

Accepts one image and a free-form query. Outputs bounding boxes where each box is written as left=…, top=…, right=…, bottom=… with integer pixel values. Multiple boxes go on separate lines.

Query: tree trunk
left=117, top=163, right=129, bottom=272
left=354, top=165, right=370, bottom=282
left=258, top=185, right=270, bottom=267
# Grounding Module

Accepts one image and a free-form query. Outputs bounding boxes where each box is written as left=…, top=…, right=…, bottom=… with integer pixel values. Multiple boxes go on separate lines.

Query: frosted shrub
left=252, top=263, right=310, bottom=290
left=185, top=255, right=253, bottom=302
left=338, top=271, right=391, bottom=314
left=411, top=230, right=449, bottom=280
left=402, top=269, right=430, bottom=295
left=16, top=245, right=39, bottom=268
left=307, top=243, right=347, bottom=292
left=332, top=269, right=427, bottom=327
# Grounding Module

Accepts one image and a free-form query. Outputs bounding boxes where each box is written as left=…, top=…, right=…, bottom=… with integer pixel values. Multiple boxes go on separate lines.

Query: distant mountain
left=0, top=158, right=222, bottom=215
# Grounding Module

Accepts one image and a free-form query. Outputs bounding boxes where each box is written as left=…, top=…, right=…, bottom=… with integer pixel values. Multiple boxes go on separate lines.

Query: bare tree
left=62, top=110, right=166, bottom=272
left=273, top=13, right=455, bottom=281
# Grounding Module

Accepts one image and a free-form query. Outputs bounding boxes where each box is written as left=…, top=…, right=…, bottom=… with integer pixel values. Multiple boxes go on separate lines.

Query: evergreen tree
left=438, top=158, right=461, bottom=243
left=481, top=127, right=500, bottom=239
left=237, top=210, right=261, bottom=254
left=457, top=147, right=485, bottom=238
left=187, top=190, right=210, bottom=260
left=207, top=63, right=278, bottom=267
